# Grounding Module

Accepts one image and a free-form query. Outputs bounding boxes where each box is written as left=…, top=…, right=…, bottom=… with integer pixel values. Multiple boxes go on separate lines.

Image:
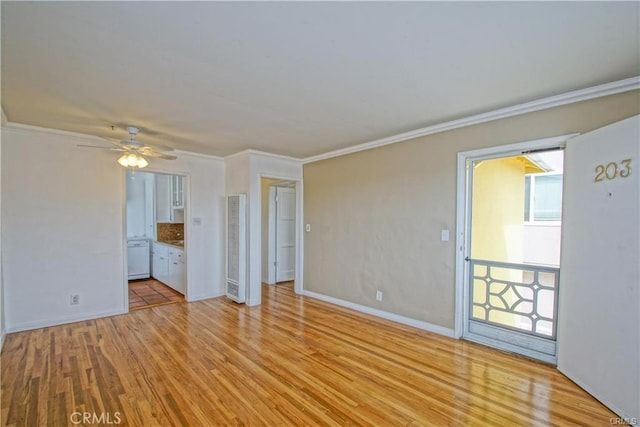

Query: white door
left=275, top=187, right=296, bottom=282
left=557, top=115, right=639, bottom=421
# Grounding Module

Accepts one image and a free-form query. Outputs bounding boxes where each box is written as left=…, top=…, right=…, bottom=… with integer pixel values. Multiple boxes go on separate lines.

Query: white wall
left=1, top=124, right=226, bottom=331
left=523, top=224, right=561, bottom=266
left=0, top=110, right=5, bottom=350
left=151, top=153, right=226, bottom=301
left=249, top=152, right=302, bottom=305
left=2, top=126, right=127, bottom=331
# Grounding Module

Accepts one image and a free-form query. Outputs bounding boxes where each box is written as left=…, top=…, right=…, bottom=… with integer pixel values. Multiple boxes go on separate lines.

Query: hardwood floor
left=1, top=283, right=615, bottom=426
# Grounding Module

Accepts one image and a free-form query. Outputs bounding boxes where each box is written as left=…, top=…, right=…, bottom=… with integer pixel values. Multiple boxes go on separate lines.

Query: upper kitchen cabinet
left=156, top=174, right=185, bottom=224
left=171, top=175, right=184, bottom=208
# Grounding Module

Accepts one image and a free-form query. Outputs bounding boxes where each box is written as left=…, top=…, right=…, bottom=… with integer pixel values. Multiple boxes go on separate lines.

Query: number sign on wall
left=594, top=159, right=632, bottom=182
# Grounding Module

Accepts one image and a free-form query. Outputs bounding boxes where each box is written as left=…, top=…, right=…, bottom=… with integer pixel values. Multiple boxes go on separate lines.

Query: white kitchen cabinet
left=168, top=248, right=185, bottom=294
left=152, top=242, right=185, bottom=294
left=171, top=175, right=184, bottom=208
left=155, top=174, right=185, bottom=224
left=151, top=242, right=170, bottom=285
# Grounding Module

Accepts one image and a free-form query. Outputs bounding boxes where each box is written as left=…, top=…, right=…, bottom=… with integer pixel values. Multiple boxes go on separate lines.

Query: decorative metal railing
left=468, top=258, right=560, bottom=340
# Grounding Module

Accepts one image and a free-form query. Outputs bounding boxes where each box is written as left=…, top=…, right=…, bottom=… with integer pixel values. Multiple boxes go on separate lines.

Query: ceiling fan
left=78, top=126, right=177, bottom=169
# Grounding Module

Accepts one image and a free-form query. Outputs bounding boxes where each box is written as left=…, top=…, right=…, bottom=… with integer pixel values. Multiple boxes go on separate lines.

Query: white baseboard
left=6, top=309, right=127, bottom=333
left=301, top=290, right=455, bottom=338
left=187, top=290, right=225, bottom=302
left=558, top=366, right=633, bottom=421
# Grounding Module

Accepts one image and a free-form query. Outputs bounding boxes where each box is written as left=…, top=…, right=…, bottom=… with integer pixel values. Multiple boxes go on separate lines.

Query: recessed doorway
left=261, top=178, right=297, bottom=285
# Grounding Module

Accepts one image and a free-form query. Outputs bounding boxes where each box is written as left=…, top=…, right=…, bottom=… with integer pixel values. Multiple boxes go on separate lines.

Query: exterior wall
left=471, top=157, right=525, bottom=264
left=470, top=156, right=527, bottom=330
left=523, top=224, right=561, bottom=266
left=303, top=90, right=640, bottom=330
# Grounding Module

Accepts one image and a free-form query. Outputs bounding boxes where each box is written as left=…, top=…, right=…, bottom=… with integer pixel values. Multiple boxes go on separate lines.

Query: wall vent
left=226, top=194, right=246, bottom=303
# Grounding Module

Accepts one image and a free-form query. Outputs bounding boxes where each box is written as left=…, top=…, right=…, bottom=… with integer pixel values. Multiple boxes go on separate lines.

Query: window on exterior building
left=524, top=174, right=563, bottom=222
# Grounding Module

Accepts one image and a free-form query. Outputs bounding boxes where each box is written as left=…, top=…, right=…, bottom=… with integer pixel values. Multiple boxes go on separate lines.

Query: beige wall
left=303, top=91, right=640, bottom=330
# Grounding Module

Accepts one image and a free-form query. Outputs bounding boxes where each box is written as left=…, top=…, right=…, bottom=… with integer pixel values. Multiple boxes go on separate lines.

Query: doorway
left=455, top=135, right=571, bottom=364
left=125, top=170, right=187, bottom=311
left=261, top=178, right=297, bottom=285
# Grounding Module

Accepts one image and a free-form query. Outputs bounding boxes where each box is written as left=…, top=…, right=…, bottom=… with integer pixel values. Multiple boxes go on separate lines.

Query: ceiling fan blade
left=119, top=138, right=174, bottom=152
left=77, top=144, right=126, bottom=152
left=102, top=138, right=130, bottom=149
left=140, top=142, right=175, bottom=152
left=143, top=152, right=178, bottom=160
left=138, top=146, right=175, bottom=155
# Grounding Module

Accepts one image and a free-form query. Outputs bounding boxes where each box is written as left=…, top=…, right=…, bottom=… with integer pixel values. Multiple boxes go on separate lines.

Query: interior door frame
left=266, top=185, right=277, bottom=284
left=453, top=134, right=578, bottom=343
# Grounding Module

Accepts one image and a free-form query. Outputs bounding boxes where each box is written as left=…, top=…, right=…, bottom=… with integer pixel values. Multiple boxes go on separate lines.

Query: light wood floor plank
left=1, top=283, right=616, bottom=426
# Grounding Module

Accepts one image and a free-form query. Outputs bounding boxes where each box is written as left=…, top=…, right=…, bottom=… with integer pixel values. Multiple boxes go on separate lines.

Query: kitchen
left=126, top=170, right=187, bottom=310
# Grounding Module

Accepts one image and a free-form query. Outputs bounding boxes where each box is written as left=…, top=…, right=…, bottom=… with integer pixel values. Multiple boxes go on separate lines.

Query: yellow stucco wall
left=470, top=156, right=530, bottom=329
left=471, top=156, right=527, bottom=263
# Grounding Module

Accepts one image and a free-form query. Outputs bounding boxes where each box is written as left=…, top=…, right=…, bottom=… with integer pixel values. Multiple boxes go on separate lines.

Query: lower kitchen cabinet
left=168, top=247, right=186, bottom=294
left=152, top=242, right=185, bottom=294
left=152, top=243, right=169, bottom=285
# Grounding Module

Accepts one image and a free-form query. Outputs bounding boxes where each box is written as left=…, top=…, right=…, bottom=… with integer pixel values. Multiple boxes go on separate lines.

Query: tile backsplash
left=157, top=223, right=184, bottom=241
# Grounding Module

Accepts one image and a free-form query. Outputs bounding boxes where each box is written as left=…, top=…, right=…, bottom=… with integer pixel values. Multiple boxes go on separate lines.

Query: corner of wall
left=0, top=109, right=5, bottom=352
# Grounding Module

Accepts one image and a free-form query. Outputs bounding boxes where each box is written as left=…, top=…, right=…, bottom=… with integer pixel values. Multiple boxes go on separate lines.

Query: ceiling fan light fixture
left=117, top=152, right=148, bottom=169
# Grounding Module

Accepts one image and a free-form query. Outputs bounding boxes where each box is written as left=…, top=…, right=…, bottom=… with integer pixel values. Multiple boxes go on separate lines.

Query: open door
left=557, top=115, right=639, bottom=420
left=275, top=186, right=296, bottom=282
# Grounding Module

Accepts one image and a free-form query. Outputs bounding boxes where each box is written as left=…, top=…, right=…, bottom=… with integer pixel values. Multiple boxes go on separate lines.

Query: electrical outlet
left=70, top=294, right=80, bottom=305
left=376, top=290, right=383, bottom=301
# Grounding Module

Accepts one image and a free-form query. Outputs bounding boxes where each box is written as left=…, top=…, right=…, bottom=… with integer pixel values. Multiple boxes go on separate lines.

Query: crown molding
left=302, top=76, right=640, bottom=164
left=3, top=121, right=225, bottom=161
left=173, top=149, right=224, bottom=162
left=2, top=122, right=109, bottom=143
left=224, top=149, right=301, bottom=162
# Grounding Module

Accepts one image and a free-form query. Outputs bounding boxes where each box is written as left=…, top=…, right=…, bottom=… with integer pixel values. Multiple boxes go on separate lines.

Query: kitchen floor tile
left=129, top=279, right=184, bottom=311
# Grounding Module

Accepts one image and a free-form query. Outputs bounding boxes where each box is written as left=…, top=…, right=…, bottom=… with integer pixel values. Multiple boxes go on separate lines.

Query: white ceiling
left=2, top=2, right=639, bottom=158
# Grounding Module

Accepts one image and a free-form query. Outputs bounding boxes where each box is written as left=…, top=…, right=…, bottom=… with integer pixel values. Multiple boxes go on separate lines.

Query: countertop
left=155, top=240, right=184, bottom=248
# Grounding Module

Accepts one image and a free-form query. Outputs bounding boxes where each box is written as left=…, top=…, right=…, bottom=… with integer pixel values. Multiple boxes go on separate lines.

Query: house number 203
left=594, top=159, right=632, bottom=182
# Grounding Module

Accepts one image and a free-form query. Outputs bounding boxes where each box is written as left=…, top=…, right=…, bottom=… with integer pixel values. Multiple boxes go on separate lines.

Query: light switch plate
left=441, top=229, right=450, bottom=241
left=305, top=224, right=311, bottom=232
